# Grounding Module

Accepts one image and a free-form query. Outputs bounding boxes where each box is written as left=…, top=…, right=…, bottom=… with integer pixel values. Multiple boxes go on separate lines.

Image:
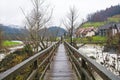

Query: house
left=76, top=27, right=96, bottom=37
left=98, top=23, right=120, bottom=36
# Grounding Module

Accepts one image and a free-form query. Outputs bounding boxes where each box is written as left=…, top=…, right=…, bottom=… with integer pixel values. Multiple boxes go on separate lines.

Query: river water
left=78, top=44, right=120, bottom=76
left=0, top=40, right=24, bottom=61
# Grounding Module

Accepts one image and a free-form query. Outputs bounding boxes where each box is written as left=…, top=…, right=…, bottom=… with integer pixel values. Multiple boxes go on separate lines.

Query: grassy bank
left=81, top=22, right=105, bottom=28
left=2, top=41, right=21, bottom=47
left=71, top=36, right=107, bottom=44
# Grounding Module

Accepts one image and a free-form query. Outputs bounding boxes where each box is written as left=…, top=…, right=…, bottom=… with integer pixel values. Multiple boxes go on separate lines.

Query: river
left=78, top=44, right=120, bottom=76
left=0, top=41, right=24, bottom=61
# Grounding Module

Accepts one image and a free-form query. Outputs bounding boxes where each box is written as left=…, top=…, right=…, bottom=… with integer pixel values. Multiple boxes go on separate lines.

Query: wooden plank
left=44, top=44, right=77, bottom=80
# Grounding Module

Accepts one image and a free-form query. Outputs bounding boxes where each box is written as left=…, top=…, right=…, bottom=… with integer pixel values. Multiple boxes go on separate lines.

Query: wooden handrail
left=0, top=42, right=59, bottom=80
left=64, top=41, right=120, bottom=80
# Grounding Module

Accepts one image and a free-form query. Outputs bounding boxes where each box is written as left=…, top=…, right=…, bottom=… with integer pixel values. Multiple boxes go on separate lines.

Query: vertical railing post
left=34, top=60, right=38, bottom=69
left=81, top=59, right=86, bottom=80
left=48, top=47, right=53, bottom=70
left=33, top=60, right=38, bottom=79
left=48, top=55, right=51, bottom=70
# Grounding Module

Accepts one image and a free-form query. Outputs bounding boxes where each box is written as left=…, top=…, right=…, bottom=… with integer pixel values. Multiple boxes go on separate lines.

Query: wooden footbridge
left=0, top=41, right=120, bottom=80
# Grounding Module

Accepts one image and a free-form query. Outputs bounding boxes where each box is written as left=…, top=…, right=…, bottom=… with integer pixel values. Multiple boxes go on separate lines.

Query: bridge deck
left=44, top=43, right=77, bottom=80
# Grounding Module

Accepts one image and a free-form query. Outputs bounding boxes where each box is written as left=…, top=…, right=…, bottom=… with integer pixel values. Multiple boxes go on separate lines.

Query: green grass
left=107, top=14, right=120, bottom=23
left=81, top=22, right=105, bottom=28
left=92, top=36, right=107, bottom=42
left=107, top=17, right=120, bottom=23
left=72, top=36, right=107, bottom=44
left=2, top=41, right=21, bottom=47
left=80, top=14, right=120, bottom=28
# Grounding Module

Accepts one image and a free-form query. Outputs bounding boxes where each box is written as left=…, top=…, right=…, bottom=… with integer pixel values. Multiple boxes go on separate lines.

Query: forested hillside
left=80, top=5, right=120, bottom=28
left=0, top=24, right=26, bottom=40
left=87, top=5, right=120, bottom=22
left=0, top=24, right=66, bottom=40
left=48, top=26, right=66, bottom=37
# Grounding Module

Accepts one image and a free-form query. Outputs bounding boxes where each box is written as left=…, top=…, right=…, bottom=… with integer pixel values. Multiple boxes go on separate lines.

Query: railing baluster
left=34, top=60, right=38, bottom=69
left=81, top=59, right=86, bottom=80
left=34, top=60, right=38, bottom=80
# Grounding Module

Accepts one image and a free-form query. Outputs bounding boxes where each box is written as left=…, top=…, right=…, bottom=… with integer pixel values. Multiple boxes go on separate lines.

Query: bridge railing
left=0, top=42, right=59, bottom=80
left=64, top=41, right=120, bottom=80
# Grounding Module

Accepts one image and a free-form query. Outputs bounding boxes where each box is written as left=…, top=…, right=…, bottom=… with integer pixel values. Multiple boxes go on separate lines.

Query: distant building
left=98, top=23, right=120, bottom=36
left=75, top=27, right=96, bottom=37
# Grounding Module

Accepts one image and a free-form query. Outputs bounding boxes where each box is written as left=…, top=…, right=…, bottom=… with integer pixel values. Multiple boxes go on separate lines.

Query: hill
left=80, top=22, right=105, bottom=28
left=87, top=5, right=120, bottom=22
left=0, top=24, right=26, bottom=40
left=80, top=14, right=120, bottom=28
left=107, top=14, right=120, bottom=23
left=48, top=26, right=67, bottom=37
left=0, top=24, right=66, bottom=40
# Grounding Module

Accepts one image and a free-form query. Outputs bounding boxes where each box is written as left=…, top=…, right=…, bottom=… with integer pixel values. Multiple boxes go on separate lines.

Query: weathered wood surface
left=44, top=44, right=77, bottom=80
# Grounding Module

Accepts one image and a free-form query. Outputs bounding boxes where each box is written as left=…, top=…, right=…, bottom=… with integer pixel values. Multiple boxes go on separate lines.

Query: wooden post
left=33, top=60, right=38, bottom=79
left=81, top=59, right=86, bottom=80
left=48, top=48, right=53, bottom=70
left=34, top=60, right=38, bottom=69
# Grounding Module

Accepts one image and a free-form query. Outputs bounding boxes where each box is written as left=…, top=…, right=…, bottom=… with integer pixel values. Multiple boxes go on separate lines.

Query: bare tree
left=22, top=0, right=53, bottom=53
left=63, top=6, right=79, bottom=45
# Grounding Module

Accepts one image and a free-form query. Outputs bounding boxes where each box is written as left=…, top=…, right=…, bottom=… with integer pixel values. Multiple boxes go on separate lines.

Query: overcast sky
left=0, top=0, right=120, bottom=28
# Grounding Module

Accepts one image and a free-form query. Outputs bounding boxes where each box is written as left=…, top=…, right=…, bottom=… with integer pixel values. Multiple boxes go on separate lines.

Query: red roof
left=76, top=27, right=95, bottom=36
